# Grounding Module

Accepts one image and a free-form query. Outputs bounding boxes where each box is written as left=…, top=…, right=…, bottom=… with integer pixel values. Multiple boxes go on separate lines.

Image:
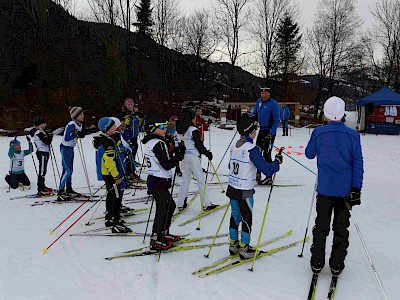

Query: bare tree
left=214, top=0, right=252, bottom=89
left=250, top=0, right=292, bottom=79
left=183, top=9, right=219, bottom=60
left=152, top=0, right=181, bottom=48
left=87, top=0, right=122, bottom=26
left=307, top=0, right=362, bottom=119
left=368, top=0, right=400, bottom=91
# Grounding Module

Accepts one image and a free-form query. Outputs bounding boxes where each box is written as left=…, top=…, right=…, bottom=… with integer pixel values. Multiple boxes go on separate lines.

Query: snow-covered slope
left=0, top=119, right=398, bottom=300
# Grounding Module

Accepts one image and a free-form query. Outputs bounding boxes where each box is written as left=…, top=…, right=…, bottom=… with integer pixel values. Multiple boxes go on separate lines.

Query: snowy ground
left=0, top=112, right=398, bottom=300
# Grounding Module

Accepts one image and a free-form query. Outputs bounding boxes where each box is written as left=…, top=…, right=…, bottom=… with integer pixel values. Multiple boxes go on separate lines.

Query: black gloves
left=275, top=152, right=283, bottom=164
left=26, top=135, right=31, bottom=142
left=205, top=150, right=213, bottom=161
left=175, top=142, right=186, bottom=161
left=76, top=131, right=85, bottom=138
left=266, top=134, right=274, bottom=141
left=345, top=187, right=361, bottom=207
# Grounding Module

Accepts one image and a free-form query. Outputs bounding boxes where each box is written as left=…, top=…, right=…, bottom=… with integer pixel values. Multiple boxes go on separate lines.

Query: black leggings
left=151, top=189, right=176, bottom=235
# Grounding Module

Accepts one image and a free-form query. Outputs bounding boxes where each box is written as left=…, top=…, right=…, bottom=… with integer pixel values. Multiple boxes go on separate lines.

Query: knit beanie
left=323, top=97, right=345, bottom=121
left=70, top=107, right=84, bottom=120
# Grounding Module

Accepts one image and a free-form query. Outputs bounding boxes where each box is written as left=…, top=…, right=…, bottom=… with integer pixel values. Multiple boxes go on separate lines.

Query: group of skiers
left=5, top=87, right=363, bottom=277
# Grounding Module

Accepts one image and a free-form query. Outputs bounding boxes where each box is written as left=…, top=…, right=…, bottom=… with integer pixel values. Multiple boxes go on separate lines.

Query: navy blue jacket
left=305, top=121, right=364, bottom=197
left=251, top=98, right=280, bottom=135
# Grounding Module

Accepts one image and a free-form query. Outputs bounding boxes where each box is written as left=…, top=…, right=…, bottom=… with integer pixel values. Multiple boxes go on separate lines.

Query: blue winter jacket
left=251, top=98, right=280, bottom=135
left=280, top=106, right=290, bottom=121
left=305, top=121, right=364, bottom=197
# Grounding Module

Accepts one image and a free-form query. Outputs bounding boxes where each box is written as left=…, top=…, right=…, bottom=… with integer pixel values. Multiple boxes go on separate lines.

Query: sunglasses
left=155, top=122, right=168, bottom=130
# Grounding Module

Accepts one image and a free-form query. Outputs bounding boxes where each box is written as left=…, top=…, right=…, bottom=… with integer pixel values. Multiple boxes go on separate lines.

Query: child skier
left=227, top=115, right=283, bottom=258
left=32, top=116, right=53, bottom=196
left=122, top=98, right=143, bottom=173
left=142, top=114, right=185, bottom=250
left=305, top=96, right=363, bottom=276
left=57, top=107, right=85, bottom=201
left=176, top=109, right=217, bottom=211
left=93, top=117, right=132, bottom=233
left=5, top=137, right=33, bottom=190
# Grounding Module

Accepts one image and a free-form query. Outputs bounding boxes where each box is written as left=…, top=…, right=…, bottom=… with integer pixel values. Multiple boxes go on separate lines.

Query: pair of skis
left=193, top=232, right=309, bottom=277
left=308, top=272, right=339, bottom=299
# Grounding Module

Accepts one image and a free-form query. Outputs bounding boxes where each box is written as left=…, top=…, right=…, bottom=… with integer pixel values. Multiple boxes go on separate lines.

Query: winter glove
left=266, top=134, right=274, bottom=141
left=205, top=150, right=213, bottom=161
left=274, top=153, right=283, bottom=164
left=25, top=135, right=31, bottom=142
left=176, top=142, right=186, bottom=158
left=76, top=130, right=85, bottom=138
left=345, top=187, right=361, bottom=207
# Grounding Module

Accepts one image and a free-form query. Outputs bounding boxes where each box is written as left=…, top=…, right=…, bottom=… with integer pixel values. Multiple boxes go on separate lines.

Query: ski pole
left=51, top=184, right=107, bottom=233
left=77, top=139, right=93, bottom=196
left=249, top=147, right=284, bottom=271
left=25, top=134, right=39, bottom=176
left=132, top=154, right=146, bottom=197
left=42, top=191, right=108, bottom=253
left=209, top=160, right=225, bottom=193
left=272, top=145, right=316, bottom=175
left=298, top=177, right=317, bottom=257
left=50, top=200, right=90, bottom=234
left=204, top=203, right=230, bottom=258
left=350, top=212, right=388, bottom=300
left=50, top=144, right=61, bottom=180
left=49, top=150, right=59, bottom=188
left=211, top=131, right=237, bottom=181
left=142, top=192, right=155, bottom=244
left=197, top=160, right=211, bottom=231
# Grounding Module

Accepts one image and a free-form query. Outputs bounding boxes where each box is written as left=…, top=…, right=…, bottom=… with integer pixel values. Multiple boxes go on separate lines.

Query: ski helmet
left=146, top=114, right=167, bottom=133
left=237, top=116, right=258, bottom=136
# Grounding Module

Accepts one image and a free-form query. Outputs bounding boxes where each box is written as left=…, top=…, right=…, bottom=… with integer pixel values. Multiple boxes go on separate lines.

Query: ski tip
left=42, top=248, right=48, bottom=254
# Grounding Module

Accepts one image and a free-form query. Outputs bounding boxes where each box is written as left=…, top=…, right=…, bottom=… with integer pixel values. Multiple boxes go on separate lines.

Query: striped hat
left=70, top=107, right=84, bottom=120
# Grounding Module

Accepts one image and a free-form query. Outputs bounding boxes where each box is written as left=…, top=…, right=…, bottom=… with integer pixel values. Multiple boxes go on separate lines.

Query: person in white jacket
left=176, top=109, right=218, bottom=212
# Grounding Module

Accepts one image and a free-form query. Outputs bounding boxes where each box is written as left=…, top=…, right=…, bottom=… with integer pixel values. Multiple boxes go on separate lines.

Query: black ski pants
left=256, top=129, right=275, bottom=177
left=5, top=173, right=30, bottom=189
left=36, top=151, right=49, bottom=192
left=310, top=194, right=351, bottom=271
left=151, top=189, right=176, bottom=236
left=103, top=175, right=122, bottom=223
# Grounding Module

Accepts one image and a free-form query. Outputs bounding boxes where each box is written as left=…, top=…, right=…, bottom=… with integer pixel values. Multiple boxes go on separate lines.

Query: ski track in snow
left=0, top=112, right=399, bottom=299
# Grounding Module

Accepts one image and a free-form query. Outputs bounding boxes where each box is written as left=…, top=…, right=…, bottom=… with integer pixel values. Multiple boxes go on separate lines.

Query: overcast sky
left=178, top=0, right=380, bottom=31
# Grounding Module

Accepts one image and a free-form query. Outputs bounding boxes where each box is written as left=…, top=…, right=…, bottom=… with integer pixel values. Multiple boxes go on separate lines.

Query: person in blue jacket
left=227, top=115, right=283, bottom=259
left=280, top=104, right=291, bottom=136
left=250, top=87, right=280, bottom=185
left=57, top=107, right=85, bottom=201
left=305, top=96, right=364, bottom=276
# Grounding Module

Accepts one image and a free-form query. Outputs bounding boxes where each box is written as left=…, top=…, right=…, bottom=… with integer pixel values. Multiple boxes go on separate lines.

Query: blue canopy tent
left=356, top=86, right=400, bottom=134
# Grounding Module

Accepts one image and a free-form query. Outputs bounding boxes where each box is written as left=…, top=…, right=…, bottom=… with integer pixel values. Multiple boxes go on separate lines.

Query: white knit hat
left=111, top=117, right=121, bottom=129
left=323, top=97, right=345, bottom=121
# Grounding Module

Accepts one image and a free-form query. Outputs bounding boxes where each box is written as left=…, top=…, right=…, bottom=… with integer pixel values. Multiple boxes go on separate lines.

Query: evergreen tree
left=135, top=0, right=153, bottom=35
left=276, top=14, right=302, bottom=80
